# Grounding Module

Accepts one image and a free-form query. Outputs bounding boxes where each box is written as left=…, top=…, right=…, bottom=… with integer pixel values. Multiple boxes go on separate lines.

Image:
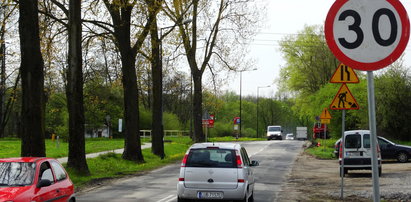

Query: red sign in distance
left=325, top=0, right=410, bottom=71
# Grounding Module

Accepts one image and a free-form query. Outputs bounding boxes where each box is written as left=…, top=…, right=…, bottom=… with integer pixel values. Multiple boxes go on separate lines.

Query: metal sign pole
left=340, top=109, right=346, bottom=199
left=324, top=123, right=327, bottom=151
left=367, top=71, right=380, bottom=202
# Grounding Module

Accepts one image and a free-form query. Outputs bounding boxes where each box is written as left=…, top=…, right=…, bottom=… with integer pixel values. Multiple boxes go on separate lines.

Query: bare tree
left=0, top=1, right=18, bottom=138
left=147, top=0, right=165, bottom=158
left=19, top=0, right=46, bottom=156
left=66, top=0, right=90, bottom=174
left=165, top=0, right=261, bottom=142
left=100, top=0, right=157, bottom=161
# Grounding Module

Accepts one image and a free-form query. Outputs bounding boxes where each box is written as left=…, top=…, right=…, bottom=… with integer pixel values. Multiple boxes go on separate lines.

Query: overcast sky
left=224, top=0, right=411, bottom=98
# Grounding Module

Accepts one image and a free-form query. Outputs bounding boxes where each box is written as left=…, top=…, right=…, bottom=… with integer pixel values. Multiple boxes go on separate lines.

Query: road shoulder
left=277, top=151, right=411, bottom=201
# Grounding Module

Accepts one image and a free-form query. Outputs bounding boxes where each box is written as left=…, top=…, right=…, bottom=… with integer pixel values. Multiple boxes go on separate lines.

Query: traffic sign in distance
left=321, top=119, right=331, bottom=124
left=325, top=0, right=410, bottom=71
left=330, top=63, right=359, bottom=83
left=330, top=83, right=360, bottom=110
left=320, top=108, right=332, bottom=119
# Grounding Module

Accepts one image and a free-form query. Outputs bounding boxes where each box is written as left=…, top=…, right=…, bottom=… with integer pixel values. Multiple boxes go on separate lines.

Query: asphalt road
left=76, top=140, right=304, bottom=202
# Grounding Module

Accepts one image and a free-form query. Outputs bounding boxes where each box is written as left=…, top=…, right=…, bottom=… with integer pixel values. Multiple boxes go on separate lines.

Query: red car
left=0, top=157, right=75, bottom=202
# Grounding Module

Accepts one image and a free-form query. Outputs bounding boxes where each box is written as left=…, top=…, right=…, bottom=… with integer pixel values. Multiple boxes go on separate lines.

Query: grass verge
left=0, top=138, right=150, bottom=159
left=306, top=138, right=339, bottom=160
left=66, top=136, right=191, bottom=190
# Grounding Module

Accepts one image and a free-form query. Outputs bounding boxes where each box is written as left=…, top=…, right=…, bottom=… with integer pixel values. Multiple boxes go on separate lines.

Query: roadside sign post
left=325, top=0, right=410, bottom=201
left=328, top=63, right=360, bottom=199
left=320, top=108, right=332, bottom=151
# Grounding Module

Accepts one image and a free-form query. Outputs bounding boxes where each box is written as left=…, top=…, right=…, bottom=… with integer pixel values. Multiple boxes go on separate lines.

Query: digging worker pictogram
left=338, top=91, right=347, bottom=108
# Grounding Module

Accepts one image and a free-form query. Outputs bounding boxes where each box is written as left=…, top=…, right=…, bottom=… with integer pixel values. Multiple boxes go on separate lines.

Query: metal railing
left=139, top=130, right=190, bottom=138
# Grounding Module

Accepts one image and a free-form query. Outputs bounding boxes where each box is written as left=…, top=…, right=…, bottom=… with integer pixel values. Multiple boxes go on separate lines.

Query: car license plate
left=346, top=151, right=361, bottom=157
left=197, top=191, right=223, bottom=199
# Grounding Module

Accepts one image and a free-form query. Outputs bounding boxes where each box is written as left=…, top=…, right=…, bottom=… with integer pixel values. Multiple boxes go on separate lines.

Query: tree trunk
left=19, top=0, right=46, bottom=157
left=192, top=71, right=204, bottom=142
left=150, top=16, right=165, bottom=158
left=0, top=22, right=5, bottom=138
left=103, top=0, right=146, bottom=162
left=66, top=0, right=89, bottom=175
left=120, top=49, right=143, bottom=162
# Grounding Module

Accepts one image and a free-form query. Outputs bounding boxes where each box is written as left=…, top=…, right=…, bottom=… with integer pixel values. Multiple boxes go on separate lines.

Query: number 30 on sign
left=325, top=0, right=410, bottom=71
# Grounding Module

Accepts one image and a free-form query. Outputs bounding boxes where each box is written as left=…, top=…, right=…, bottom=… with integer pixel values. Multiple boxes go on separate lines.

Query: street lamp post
left=256, top=85, right=270, bottom=138
left=239, top=68, right=257, bottom=137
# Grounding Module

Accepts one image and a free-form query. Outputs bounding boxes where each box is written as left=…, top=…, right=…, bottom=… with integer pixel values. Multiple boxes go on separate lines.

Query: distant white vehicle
left=286, top=133, right=294, bottom=140
left=296, top=127, right=308, bottom=140
left=267, top=125, right=283, bottom=140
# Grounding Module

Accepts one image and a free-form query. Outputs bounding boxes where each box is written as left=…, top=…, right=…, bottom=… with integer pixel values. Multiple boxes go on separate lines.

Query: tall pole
left=239, top=71, right=242, bottom=137
left=239, top=68, right=257, bottom=138
left=256, top=85, right=270, bottom=138
left=367, top=71, right=380, bottom=202
left=256, top=85, right=259, bottom=138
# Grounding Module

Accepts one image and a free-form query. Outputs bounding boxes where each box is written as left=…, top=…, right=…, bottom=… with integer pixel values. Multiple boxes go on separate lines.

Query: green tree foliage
left=45, top=92, right=68, bottom=139
left=84, top=79, right=123, bottom=137
left=279, top=25, right=338, bottom=96
left=375, top=63, right=411, bottom=141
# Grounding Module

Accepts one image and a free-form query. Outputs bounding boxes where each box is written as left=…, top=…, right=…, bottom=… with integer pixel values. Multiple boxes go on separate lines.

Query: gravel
left=276, top=151, right=411, bottom=202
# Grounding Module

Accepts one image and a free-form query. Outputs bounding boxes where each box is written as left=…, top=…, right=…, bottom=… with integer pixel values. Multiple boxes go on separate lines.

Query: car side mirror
left=37, top=179, right=52, bottom=188
left=250, top=160, right=259, bottom=167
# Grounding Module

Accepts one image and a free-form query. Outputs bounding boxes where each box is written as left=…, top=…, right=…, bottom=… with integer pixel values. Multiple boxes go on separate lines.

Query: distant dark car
left=0, top=157, right=75, bottom=202
left=334, top=136, right=411, bottom=163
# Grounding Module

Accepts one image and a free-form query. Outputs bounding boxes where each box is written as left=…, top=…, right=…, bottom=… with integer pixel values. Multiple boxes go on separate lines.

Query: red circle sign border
left=325, top=0, right=410, bottom=71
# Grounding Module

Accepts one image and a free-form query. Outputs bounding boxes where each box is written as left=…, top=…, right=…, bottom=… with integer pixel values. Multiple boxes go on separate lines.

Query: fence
left=139, top=130, right=190, bottom=138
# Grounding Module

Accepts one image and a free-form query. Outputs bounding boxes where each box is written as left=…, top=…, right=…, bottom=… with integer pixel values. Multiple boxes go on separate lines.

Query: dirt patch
left=277, top=151, right=411, bottom=201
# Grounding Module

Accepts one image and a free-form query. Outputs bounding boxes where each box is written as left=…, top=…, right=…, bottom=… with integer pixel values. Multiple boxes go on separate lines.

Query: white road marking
left=249, top=143, right=269, bottom=157
left=158, top=194, right=175, bottom=202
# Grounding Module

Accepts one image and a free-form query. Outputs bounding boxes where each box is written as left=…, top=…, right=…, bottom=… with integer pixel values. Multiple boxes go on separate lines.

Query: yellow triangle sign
left=330, top=83, right=360, bottom=110
left=320, top=108, right=332, bottom=119
left=330, top=63, right=359, bottom=83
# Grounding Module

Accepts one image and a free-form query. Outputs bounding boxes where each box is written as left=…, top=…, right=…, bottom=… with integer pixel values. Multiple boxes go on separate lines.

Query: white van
left=339, top=130, right=382, bottom=177
left=267, top=125, right=283, bottom=140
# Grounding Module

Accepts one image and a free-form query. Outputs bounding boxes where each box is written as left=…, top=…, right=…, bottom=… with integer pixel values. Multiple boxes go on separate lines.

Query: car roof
left=344, top=130, right=370, bottom=135
left=189, top=142, right=241, bottom=150
left=0, top=157, right=51, bottom=163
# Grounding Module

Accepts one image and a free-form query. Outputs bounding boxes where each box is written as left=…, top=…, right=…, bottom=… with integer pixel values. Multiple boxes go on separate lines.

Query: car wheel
left=397, top=152, right=408, bottom=163
left=249, top=192, right=254, bottom=202
left=340, top=167, right=347, bottom=177
left=177, top=197, right=188, bottom=202
left=378, top=167, right=382, bottom=177
left=234, top=196, right=247, bottom=202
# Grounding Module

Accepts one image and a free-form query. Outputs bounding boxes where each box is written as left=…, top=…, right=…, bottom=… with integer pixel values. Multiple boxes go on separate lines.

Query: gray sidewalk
left=57, top=143, right=152, bottom=164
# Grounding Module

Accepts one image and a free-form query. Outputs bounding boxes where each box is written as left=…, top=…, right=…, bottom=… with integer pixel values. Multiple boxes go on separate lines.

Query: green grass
left=0, top=136, right=192, bottom=190
left=67, top=137, right=191, bottom=189
left=208, top=136, right=266, bottom=142
left=306, top=138, right=339, bottom=159
left=0, top=138, right=146, bottom=158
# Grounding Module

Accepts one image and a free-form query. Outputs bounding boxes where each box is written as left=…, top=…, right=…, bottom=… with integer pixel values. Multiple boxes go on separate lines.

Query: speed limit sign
left=325, top=0, right=410, bottom=71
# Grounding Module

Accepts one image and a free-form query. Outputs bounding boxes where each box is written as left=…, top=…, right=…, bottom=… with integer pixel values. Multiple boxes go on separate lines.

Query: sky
left=224, top=0, right=411, bottom=98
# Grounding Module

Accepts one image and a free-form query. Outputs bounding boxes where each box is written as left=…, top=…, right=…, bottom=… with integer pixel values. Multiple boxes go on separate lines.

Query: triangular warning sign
left=330, top=63, right=359, bottom=83
left=320, top=108, right=332, bottom=119
left=330, top=83, right=360, bottom=110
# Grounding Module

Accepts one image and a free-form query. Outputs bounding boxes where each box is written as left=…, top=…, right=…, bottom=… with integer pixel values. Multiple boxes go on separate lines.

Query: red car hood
left=0, top=186, right=31, bottom=200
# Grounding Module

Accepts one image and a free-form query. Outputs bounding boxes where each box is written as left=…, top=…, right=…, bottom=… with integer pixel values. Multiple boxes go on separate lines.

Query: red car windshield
left=0, top=162, right=36, bottom=186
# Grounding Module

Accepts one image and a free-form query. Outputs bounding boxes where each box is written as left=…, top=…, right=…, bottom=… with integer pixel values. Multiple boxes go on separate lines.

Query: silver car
left=177, top=142, right=259, bottom=202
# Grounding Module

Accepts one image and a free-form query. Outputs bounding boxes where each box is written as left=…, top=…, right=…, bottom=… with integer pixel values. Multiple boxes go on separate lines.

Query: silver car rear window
left=186, top=148, right=236, bottom=168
